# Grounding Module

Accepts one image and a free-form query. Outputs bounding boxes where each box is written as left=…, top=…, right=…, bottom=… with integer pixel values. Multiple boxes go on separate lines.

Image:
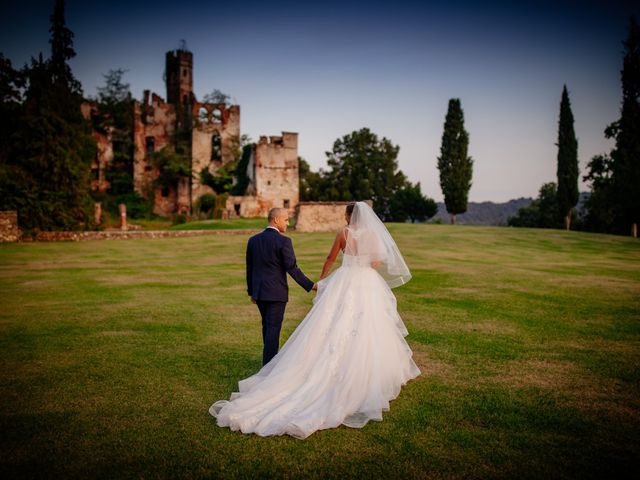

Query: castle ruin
left=85, top=49, right=299, bottom=219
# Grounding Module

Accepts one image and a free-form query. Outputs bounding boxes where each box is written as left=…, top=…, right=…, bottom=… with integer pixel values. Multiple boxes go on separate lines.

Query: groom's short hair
left=268, top=208, right=283, bottom=223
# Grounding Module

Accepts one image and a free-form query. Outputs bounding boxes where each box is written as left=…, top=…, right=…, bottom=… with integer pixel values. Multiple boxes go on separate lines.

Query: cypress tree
left=7, top=0, right=96, bottom=231
left=609, top=17, right=640, bottom=237
left=49, top=0, right=80, bottom=93
left=437, top=98, right=473, bottom=224
left=556, top=85, right=579, bottom=230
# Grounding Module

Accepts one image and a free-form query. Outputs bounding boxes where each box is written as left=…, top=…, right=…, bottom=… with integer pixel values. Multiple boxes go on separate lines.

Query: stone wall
left=21, top=229, right=260, bottom=242
left=0, top=211, right=20, bottom=242
left=294, top=202, right=353, bottom=232
left=81, top=102, right=113, bottom=193
left=253, top=133, right=299, bottom=216
left=225, top=195, right=265, bottom=218
left=191, top=103, right=241, bottom=202
left=133, top=92, right=179, bottom=217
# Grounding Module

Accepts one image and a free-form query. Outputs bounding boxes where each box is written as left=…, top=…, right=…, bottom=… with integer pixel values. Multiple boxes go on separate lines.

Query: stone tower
left=165, top=49, right=193, bottom=105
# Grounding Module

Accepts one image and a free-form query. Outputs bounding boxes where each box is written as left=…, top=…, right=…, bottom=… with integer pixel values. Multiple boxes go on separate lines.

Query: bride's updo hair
left=346, top=203, right=355, bottom=216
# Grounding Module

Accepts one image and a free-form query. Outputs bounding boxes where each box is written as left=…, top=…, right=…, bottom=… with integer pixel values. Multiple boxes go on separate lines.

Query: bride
left=209, top=201, right=420, bottom=439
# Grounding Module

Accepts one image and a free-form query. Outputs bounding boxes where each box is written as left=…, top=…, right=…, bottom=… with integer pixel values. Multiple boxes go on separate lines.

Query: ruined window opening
left=161, top=187, right=169, bottom=197
left=212, top=108, right=222, bottom=123
left=198, top=107, right=208, bottom=123
left=91, top=167, right=99, bottom=181
left=182, top=68, right=187, bottom=77
left=283, top=199, right=290, bottom=209
left=182, top=94, right=188, bottom=105
left=145, top=136, right=155, bottom=157
left=145, top=166, right=152, bottom=172
left=267, top=180, right=271, bottom=186
left=211, top=133, right=222, bottom=162
left=234, top=204, right=241, bottom=215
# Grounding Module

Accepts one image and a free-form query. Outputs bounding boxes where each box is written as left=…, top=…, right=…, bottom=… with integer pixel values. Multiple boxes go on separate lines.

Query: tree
left=229, top=141, right=254, bottom=195
left=200, top=134, right=253, bottom=196
left=389, top=182, right=437, bottom=223
left=437, top=98, right=473, bottom=224
left=94, top=69, right=134, bottom=196
left=322, top=128, right=407, bottom=219
left=200, top=163, right=234, bottom=194
left=0, top=0, right=96, bottom=231
left=202, top=89, right=232, bottom=105
left=298, top=157, right=325, bottom=201
left=0, top=54, right=24, bottom=163
left=508, top=183, right=560, bottom=228
left=49, top=0, right=81, bottom=94
left=91, top=69, right=152, bottom=219
left=153, top=147, right=191, bottom=191
left=96, top=68, right=131, bottom=105
left=556, top=85, right=579, bottom=230
left=582, top=154, right=617, bottom=232
left=609, top=17, right=640, bottom=237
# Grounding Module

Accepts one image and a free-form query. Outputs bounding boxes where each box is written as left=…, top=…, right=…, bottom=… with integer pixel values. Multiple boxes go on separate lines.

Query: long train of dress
left=209, top=254, right=421, bottom=439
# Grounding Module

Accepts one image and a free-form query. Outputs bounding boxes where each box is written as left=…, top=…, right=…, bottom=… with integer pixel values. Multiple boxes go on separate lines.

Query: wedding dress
left=209, top=202, right=420, bottom=439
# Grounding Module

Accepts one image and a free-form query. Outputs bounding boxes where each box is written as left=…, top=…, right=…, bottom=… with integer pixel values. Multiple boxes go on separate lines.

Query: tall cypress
left=8, top=0, right=96, bottom=231
left=556, top=85, right=579, bottom=230
left=437, top=98, right=473, bottom=224
left=610, top=17, right=640, bottom=237
left=49, top=0, right=80, bottom=93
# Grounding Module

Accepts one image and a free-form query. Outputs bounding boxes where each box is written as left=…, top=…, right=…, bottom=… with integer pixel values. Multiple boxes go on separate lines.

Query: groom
left=246, top=207, right=316, bottom=366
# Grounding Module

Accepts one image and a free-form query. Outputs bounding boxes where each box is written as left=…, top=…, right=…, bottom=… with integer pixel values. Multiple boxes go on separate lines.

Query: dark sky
left=1, top=0, right=638, bottom=201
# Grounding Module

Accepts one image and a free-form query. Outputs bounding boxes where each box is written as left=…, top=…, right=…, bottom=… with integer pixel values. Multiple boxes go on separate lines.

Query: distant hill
left=431, top=192, right=591, bottom=226
left=431, top=198, right=533, bottom=226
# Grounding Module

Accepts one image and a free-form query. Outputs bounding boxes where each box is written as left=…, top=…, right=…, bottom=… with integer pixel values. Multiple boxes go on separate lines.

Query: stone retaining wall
left=20, top=229, right=261, bottom=242
left=295, top=201, right=373, bottom=232
left=0, top=211, right=20, bottom=242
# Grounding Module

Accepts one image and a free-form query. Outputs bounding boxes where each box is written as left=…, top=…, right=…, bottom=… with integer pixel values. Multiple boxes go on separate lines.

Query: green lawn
left=0, top=225, right=638, bottom=479
left=109, top=216, right=265, bottom=231
left=169, top=218, right=266, bottom=231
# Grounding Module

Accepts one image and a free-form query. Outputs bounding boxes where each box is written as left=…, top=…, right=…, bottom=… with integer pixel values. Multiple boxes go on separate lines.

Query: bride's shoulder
left=336, top=227, right=349, bottom=249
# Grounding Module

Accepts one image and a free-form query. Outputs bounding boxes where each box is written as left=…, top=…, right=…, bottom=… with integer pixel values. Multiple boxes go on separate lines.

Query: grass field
left=169, top=218, right=267, bottom=231
left=0, top=224, right=639, bottom=479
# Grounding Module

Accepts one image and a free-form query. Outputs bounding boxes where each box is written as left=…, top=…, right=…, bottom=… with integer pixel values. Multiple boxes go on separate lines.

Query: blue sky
left=1, top=0, right=638, bottom=201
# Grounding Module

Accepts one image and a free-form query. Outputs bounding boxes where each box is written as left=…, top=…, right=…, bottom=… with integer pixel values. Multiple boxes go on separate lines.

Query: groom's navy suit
left=246, top=227, right=314, bottom=366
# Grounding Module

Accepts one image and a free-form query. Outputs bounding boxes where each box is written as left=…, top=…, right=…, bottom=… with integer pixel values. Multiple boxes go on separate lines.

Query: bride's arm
left=320, top=230, right=345, bottom=279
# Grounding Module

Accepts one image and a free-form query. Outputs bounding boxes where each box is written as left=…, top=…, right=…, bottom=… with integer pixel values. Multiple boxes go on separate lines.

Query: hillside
left=432, top=197, right=533, bottom=225
left=432, top=192, right=591, bottom=225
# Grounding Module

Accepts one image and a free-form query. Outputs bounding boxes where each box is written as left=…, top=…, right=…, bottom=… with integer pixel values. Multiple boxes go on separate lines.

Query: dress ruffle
left=209, top=256, right=421, bottom=439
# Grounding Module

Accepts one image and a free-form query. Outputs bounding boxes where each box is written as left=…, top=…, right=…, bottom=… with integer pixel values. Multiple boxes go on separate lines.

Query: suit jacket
left=246, top=228, right=314, bottom=302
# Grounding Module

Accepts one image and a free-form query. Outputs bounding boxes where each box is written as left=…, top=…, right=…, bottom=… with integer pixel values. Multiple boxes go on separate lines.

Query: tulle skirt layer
left=209, top=263, right=421, bottom=439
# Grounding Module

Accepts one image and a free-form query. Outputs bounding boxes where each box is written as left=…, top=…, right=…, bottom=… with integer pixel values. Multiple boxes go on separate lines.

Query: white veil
left=345, top=201, right=411, bottom=288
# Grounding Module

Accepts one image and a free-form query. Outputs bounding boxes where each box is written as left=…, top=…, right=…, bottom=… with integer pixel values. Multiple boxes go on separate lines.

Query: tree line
left=298, top=128, right=438, bottom=223
left=509, top=18, right=640, bottom=237
left=299, top=98, right=475, bottom=225
left=1, top=1, right=635, bottom=235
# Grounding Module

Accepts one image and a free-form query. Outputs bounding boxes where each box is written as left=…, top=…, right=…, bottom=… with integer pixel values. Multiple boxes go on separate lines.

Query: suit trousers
left=256, top=300, right=287, bottom=366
